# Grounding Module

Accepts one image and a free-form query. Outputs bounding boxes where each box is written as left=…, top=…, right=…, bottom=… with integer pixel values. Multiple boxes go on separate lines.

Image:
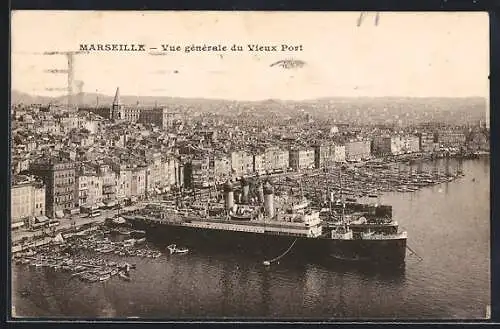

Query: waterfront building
left=29, top=159, right=76, bottom=218
left=466, top=129, right=490, bottom=152
left=131, top=165, right=147, bottom=199
left=75, top=174, right=88, bottom=207
left=114, top=165, right=132, bottom=201
left=372, top=136, right=395, bottom=156
left=345, top=140, right=371, bottom=162
left=372, top=135, right=420, bottom=156
left=263, top=147, right=289, bottom=172
left=418, top=131, right=438, bottom=152
left=314, top=143, right=336, bottom=169
left=184, top=156, right=211, bottom=188
left=231, top=150, right=254, bottom=176
left=333, top=144, right=346, bottom=163
left=211, top=154, right=232, bottom=183
left=145, top=152, right=163, bottom=195
left=253, top=147, right=288, bottom=174
left=96, top=163, right=116, bottom=203
left=404, top=135, right=421, bottom=153
left=163, top=155, right=181, bottom=188
left=75, top=164, right=103, bottom=208
left=437, top=129, right=467, bottom=149
left=11, top=175, right=46, bottom=227
left=111, top=162, right=147, bottom=201
left=289, top=147, right=315, bottom=170
left=253, top=153, right=266, bottom=175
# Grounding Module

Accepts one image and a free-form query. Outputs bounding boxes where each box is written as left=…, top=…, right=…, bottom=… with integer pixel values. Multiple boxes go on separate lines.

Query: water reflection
left=12, top=159, right=490, bottom=319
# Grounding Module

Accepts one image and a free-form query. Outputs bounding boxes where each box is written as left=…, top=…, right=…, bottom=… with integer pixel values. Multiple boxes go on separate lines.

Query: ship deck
left=123, top=212, right=320, bottom=230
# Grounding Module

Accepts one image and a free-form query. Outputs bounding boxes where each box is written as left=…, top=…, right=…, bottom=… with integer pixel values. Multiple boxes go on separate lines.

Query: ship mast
left=339, top=166, right=346, bottom=230
left=327, top=157, right=332, bottom=214
left=327, top=184, right=332, bottom=215
left=298, top=167, right=304, bottom=200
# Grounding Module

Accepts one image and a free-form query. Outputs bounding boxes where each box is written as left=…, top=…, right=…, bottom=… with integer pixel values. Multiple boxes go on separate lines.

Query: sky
left=11, top=11, right=489, bottom=100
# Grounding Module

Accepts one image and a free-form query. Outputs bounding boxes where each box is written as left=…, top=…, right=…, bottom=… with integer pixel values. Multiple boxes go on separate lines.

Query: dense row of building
left=10, top=88, right=489, bottom=227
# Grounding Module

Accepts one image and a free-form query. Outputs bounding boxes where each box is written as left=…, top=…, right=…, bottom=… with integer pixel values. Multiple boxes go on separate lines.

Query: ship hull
left=127, top=218, right=407, bottom=265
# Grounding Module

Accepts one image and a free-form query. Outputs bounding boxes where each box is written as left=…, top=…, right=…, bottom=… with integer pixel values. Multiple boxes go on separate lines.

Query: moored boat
left=118, top=271, right=131, bottom=281
left=167, top=244, right=189, bottom=255
left=99, top=274, right=111, bottom=281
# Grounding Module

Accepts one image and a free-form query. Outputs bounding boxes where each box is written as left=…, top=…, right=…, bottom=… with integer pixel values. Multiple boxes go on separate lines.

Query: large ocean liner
left=122, top=177, right=407, bottom=265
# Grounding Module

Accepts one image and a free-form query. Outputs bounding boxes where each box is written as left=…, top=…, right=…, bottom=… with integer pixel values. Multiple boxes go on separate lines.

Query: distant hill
left=11, top=90, right=487, bottom=125
left=11, top=90, right=486, bottom=111
left=11, top=90, right=260, bottom=107
left=11, top=90, right=62, bottom=105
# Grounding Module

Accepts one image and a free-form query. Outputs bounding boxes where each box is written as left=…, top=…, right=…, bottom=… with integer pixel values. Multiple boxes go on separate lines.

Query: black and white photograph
left=10, top=11, right=490, bottom=320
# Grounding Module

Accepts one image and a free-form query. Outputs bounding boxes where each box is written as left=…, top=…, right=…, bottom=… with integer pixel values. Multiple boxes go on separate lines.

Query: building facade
left=75, top=165, right=104, bottom=208
left=145, top=153, right=163, bottom=195
left=163, top=155, right=181, bottom=188
left=97, top=164, right=116, bottom=202
left=418, top=131, right=438, bottom=152
left=211, top=154, right=232, bottom=182
left=30, top=160, right=76, bottom=218
left=185, top=156, right=211, bottom=188
left=314, top=143, right=337, bottom=169
left=11, top=175, right=46, bottom=223
left=345, top=140, right=371, bottom=162
left=333, top=144, right=346, bottom=163
left=231, top=150, right=254, bottom=177
left=139, top=107, right=175, bottom=129
left=437, top=129, right=467, bottom=149
left=130, top=166, right=147, bottom=198
left=289, top=147, right=315, bottom=170
left=263, top=147, right=289, bottom=172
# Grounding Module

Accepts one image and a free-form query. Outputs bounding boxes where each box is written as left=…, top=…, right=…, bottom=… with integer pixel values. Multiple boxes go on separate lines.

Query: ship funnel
left=263, top=181, right=275, bottom=219
left=257, top=181, right=264, bottom=203
left=224, top=180, right=234, bottom=211
left=241, top=177, right=250, bottom=204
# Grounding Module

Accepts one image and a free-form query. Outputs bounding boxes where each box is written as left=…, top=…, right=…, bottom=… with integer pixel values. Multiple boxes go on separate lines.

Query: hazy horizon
left=10, top=88, right=488, bottom=104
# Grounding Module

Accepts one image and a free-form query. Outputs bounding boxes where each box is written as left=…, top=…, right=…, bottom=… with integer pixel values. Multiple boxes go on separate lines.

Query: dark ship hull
left=126, top=217, right=407, bottom=265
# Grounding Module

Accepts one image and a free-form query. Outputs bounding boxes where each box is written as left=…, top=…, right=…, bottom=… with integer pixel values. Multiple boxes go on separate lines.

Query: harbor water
left=11, top=158, right=490, bottom=320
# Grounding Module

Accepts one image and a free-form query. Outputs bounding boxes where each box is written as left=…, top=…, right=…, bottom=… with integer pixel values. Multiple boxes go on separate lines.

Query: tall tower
left=111, top=87, right=124, bottom=120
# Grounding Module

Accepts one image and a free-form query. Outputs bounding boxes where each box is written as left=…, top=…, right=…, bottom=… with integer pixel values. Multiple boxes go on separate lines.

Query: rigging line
left=263, top=238, right=298, bottom=265
left=406, top=244, right=423, bottom=261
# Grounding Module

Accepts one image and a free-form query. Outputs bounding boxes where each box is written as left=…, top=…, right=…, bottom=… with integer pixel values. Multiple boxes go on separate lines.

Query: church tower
left=111, top=87, right=124, bottom=120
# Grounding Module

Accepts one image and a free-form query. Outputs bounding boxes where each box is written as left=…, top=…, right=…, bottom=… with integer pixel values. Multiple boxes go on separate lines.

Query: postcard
left=10, top=11, right=490, bottom=320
